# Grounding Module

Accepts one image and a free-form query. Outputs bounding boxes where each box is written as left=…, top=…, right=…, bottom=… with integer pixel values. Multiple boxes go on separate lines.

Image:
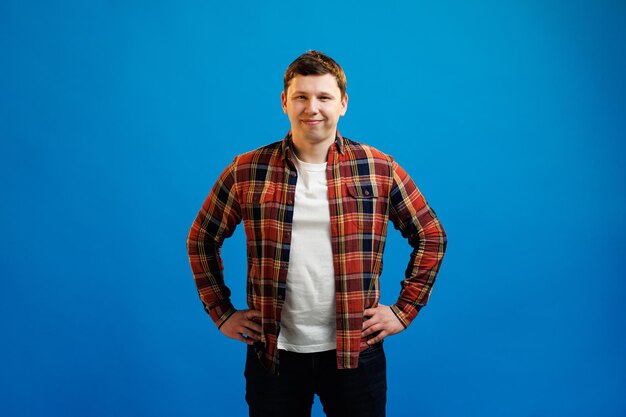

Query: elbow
left=186, top=222, right=201, bottom=253
left=439, top=221, right=448, bottom=248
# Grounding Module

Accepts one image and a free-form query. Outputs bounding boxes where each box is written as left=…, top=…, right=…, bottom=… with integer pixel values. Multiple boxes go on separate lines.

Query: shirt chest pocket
left=243, top=185, right=279, bottom=223
left=345, top=182, right=379, bottom=231
left=246, top=185, right=276, bottom=205
left=346, top=182, right=377, bottom=200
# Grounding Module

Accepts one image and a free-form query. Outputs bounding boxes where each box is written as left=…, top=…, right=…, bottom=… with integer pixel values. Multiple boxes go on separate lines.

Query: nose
left=305, top=98, right=319, bottom=114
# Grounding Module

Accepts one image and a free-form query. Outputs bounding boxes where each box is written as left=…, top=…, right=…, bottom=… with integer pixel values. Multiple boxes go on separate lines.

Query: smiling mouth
left=302, top=120, right=323, bottom=125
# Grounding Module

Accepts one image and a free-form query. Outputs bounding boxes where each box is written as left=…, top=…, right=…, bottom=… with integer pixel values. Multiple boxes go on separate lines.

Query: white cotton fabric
left=277, top=155, right=336, bottom=353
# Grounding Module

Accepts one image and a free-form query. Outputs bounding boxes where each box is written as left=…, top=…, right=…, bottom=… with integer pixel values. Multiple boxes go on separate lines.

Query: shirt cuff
left=390, top=302, right=423, bottom=328
left=207, top=299, right=237, bottom=329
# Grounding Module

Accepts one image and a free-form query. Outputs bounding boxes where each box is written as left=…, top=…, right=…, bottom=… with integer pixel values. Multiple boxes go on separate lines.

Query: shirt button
left=290, top=172, right=297, bottom=177
left=364, top=190, right=370, bottom=196
left=288, top=200, right=293, bottom=205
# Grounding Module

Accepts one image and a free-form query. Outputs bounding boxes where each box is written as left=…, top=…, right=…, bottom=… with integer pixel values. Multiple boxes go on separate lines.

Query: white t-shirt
left=277, top=155, right=336, bottom=353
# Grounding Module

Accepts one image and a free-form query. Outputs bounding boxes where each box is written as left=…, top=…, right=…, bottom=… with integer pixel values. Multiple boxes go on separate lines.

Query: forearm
left=389, top=161, right=447, bottom=327
left=391, top=214, right=447, bottom=326
left=186, top=161, right=242, bottom=327
left=187, top=222, right=237, bottom=327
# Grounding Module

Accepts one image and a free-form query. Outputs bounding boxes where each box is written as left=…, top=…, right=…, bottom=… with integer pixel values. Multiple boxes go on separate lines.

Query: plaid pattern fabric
left=187, top=132, right=447, bottom=373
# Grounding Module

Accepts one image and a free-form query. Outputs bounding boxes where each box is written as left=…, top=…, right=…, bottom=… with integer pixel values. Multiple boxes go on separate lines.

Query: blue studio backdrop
left=2, top=1, right=625, bottom=416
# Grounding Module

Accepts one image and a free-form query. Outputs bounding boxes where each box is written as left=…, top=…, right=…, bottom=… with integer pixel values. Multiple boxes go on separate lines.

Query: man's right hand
left=220, top=309, right=262, bottom=345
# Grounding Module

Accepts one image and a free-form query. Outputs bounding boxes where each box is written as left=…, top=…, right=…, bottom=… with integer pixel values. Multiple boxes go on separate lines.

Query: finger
left=367, top=330, right=387, bottom=345
left=236, top=323, right=259, bottom=343
left=240, top=331, right=259, bottom=344
left=240, top=328, right=261, bottom=340
left=366, top=333, right=380, bottom=345
left=245, top=309, right=262, bottom=319
left=238, top=334, right=255, bottom=345
left=361, top=323, right=384, bottom=336
left=362, top=322, right=379, bottom=337
left=361, top=324, right=376, bottom=336
left=243, top=319, right=262, bottom=333
left=362, top=313, right=381, bottom=330
left=228, top=330, right=254, bottom=345
left=362, top=318, right=371, bottom=330
left=238, top=321, right=261, bottom=335
left=363, top=307, right=377, bottom=318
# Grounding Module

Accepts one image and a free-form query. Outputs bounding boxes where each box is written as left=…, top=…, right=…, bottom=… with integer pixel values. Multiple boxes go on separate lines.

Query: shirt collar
left=281, top=130, right=345, bottom=163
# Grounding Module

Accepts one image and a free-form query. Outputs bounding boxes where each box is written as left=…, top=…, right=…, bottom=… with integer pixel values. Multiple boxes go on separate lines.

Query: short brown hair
left=283, top=50, right=347, bottom=98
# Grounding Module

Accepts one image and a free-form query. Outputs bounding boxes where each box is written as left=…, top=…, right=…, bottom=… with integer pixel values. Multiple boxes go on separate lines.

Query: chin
left=305, top=133, right=332, bottom=143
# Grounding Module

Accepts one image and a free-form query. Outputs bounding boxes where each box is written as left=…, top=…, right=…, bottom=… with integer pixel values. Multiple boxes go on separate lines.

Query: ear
left=281, top=91, right=288, bottom=114
left=340, top=93, right=349, bottom=116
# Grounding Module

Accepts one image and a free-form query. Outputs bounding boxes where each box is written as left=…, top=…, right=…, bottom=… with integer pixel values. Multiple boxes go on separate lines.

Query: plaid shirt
left=187, top=132, right=447, bottom=373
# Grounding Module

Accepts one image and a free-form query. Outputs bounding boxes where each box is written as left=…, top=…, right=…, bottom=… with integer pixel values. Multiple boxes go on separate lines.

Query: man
left=187, top=50, right=446, bottom=417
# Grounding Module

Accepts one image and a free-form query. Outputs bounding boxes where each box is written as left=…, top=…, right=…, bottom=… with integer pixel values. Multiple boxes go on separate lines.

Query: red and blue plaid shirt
left=187, top=132, right=447, bottom=373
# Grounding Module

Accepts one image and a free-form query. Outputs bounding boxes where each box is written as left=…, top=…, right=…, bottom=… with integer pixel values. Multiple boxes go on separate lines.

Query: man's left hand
left=362, top=304, right=405, bottom=345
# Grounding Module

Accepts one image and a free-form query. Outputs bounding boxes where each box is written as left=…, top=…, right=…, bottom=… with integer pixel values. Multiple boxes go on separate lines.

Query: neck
left=291, top=134, right=335, bottom=164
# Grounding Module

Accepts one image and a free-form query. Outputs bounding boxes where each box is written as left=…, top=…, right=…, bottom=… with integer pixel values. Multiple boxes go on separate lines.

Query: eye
left=319, top=96, right=331, bottom=101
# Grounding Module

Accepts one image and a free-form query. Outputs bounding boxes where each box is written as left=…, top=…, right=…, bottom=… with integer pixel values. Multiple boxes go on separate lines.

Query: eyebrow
left=290, top=91, right=336, bottom=97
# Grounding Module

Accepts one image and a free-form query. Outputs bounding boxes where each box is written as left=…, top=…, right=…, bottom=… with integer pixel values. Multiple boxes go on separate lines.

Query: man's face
left=281, top=74, right=348, bottom=146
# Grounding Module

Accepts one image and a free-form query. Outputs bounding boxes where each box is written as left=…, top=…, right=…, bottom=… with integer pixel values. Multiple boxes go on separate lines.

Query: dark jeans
left=245, top=343, right=387, bottom=417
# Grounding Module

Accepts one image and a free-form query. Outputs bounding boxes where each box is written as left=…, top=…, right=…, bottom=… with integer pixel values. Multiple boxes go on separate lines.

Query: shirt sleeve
left=388, top=160, right=447, bottom=327
left=186, top=159, right=242, bottom=328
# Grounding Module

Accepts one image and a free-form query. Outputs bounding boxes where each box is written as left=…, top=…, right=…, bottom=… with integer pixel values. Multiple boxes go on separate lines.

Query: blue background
left=2, top=1, right=625, bottom=416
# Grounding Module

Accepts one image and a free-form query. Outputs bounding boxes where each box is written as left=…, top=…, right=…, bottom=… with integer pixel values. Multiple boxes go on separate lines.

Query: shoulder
left=340, top=137, right=397, bottom=185
left=343, top=137, right=394, bottom=163
left=232, top=140, right=282, bottom=165
left=226, top=140, right=284, bottom=188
